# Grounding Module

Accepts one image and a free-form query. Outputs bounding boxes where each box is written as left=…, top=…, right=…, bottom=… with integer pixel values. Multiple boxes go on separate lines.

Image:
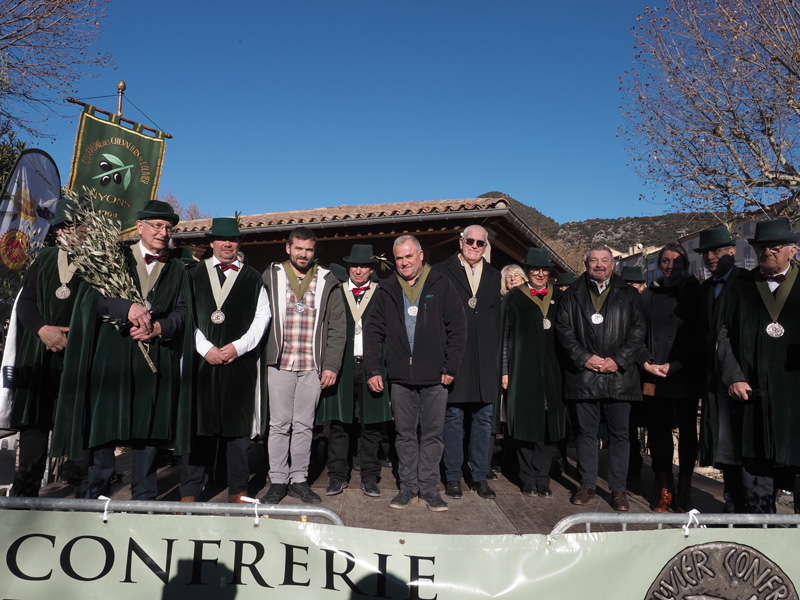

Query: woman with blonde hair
left=501, top=264, right=528, bottom=296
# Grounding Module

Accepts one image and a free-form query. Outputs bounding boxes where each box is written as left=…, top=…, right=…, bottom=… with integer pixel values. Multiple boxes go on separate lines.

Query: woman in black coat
left=640, top=242, right=703, bottom=512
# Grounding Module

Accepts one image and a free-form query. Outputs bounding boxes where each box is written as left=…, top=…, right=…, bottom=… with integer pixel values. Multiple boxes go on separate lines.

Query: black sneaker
left=262, top=483, right=288, bottom=504
left=473, top=480, right=496, bottom=499
left=326, top=477, right=348, bottom=496
left=445, top=480, right=463, bottom=498
left=360, top=481, right=381, bottom=497
left=390, top=488, right=415, bottom=509
left=288, top=482, right=322, bottom=504
left=420, top=490, right=448, bottom=512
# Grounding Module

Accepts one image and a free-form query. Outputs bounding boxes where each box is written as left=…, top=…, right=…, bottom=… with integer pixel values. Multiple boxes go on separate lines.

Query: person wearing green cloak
left=717, top=217, right=800, bottom=514
left=694, top=224, right=745, bottom=514
left=179, top=217, right=270, bottom=503
left=0, top=200, right=85, bottom=496
left=51, top=200, right=193, bottom=500
left=317, top=244, right=391, bottom=498
left=499, top=248, right=566, bottom=498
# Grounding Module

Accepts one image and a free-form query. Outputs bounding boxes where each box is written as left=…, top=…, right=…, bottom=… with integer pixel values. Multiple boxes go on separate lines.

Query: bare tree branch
left=0, top=0, right=113, bottom=138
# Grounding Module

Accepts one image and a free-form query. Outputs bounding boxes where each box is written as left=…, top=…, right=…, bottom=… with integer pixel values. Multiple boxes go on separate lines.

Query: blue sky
left=28, top=0, right=659, bottom=224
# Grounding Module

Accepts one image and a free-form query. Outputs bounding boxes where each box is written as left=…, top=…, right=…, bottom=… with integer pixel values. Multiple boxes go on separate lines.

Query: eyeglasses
left=143, top=220, right=174, bottom=234
left=463, top=238, right=487, bottom=248
left=753, top=243, right=787, bottom=255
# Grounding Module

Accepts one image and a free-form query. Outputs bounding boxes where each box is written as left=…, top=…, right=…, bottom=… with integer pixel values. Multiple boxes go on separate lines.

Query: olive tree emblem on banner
left=68, top=105, right=166, bottom=235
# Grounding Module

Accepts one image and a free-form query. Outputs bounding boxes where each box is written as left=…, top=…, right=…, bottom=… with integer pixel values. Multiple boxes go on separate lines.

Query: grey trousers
left=267, top=367, right=321, bottom=484
left=390, top=383, right=448, bottom=496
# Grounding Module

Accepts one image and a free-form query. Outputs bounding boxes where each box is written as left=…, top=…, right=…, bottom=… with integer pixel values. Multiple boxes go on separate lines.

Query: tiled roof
left=174, top=198, right=507, bottom=233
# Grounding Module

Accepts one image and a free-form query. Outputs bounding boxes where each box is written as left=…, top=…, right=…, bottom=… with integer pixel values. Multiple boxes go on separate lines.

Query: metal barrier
left=549, top=512, right=800, bottom=536
left=0, top=496, right=345, bottom=526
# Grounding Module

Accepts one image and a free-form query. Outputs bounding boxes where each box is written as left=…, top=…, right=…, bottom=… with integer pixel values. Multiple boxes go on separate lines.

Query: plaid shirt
left=279, top=273, right=318, bottom=371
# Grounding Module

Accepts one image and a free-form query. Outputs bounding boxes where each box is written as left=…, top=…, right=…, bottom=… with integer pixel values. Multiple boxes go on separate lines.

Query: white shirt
left=761, top=265, right=791, bottom=293
left=348, top=278, right=371, bottom=357
left=194, top=257, right=271, bottom=358
left=138, top=241, right=165, bottom=275
left=592, top=277, right=610, bottom=294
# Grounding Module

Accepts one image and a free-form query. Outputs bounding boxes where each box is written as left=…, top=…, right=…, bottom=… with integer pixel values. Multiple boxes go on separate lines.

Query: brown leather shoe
left=180, top=496, right=196, bottom=502
left=611, top=490, right=630, bottom=511
left=570, top=485, right=596, bottom=506
left=228, top=492, right=248, bottom=504
left=653, top=488, right=673, bottom=512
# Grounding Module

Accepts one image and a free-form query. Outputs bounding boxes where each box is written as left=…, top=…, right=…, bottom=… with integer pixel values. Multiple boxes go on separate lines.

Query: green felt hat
left=135, top=200, right=180, bottom=226
left=208, top=217, right=241, bottom=238
left=49, top=198, right=72, bottom=227
left=555, top=272, right=576, bottom=286
left=747, top=217, right=798, bottom=245
left=343, top=244, right=376, bottom=265
left=620, top=266, right=646, bottom=283
left=523, top=247, right=554, bottom=268
left=694, top=225, right=734, bottom=253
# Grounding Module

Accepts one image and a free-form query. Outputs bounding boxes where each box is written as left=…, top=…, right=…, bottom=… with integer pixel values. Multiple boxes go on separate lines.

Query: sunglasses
left=463, top=238, right=487, bottom=248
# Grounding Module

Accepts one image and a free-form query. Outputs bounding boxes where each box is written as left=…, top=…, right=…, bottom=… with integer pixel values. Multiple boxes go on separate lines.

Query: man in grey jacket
left=261, top=226, right=346, bottom=504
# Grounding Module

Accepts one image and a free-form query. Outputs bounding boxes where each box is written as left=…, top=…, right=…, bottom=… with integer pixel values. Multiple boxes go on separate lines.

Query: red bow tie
left=761, top=273, right=786, bottom=282
left=352, top=286, right=369, bottom=296
left=144, top=253, right=167, bottom=264
left=530, top=287, right=547, bottom=298
left=218, top=263, right=239, bottom=273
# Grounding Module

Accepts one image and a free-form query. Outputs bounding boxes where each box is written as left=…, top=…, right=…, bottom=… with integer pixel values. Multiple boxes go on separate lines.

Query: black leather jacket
left=555, top=273, right=645, bottom=401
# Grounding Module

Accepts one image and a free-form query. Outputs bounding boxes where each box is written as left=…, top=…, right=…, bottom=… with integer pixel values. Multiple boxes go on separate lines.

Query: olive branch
left=60, top=188, right=156, bottom=372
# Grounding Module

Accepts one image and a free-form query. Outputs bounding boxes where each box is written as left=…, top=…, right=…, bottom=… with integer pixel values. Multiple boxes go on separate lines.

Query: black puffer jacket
left=363, top=267, right=467, bottom=387
left=555, top=273, right=645, bottom=401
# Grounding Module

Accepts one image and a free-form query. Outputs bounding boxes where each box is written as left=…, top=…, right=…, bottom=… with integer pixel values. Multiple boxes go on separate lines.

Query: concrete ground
left=36, top=437, right=795, bottom=535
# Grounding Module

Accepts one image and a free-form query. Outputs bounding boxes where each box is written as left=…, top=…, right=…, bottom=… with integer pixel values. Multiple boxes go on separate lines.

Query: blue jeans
left=443, top=403, right=494, bottom=482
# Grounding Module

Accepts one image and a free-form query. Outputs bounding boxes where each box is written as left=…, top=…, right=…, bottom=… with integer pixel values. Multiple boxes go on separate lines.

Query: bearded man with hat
left=0, top=198, right=87, bottom=496
left=52, top=200, right=194, bottom=500
left=499, top=248, right=566, bottom=497
left=695, top=224, right=745, bottom=513
left=717, top=217, right=800, bottom=513
left=317, top=244, right=391, bottom=498
left=179, top=217, right=270, bottom=503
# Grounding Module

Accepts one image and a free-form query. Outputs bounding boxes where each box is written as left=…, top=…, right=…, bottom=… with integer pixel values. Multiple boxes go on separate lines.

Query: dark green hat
left=747, top=217, right=798, bottom=245
left=343, top=244, right=376, bottom=265
left=620, top=266, right=646, bottom=283
left=49, top=198, right=72, bottom=227
left=136, top=200, right=180, bottom=226
left=555, top=272, right=576, bottom=287
left=328, top=262, right=348, bottom=282
left=694, top=225, right=734, bottom=253
left=208, top=217, right=241, bottom=238
left=523, top=247, right=554, bottom=268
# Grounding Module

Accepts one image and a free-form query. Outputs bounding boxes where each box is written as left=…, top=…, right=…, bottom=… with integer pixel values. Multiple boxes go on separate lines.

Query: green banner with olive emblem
left=68, top=105, right=166, bottom=235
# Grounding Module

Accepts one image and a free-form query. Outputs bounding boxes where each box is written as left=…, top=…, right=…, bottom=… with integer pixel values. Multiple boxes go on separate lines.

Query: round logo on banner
left=0, top=229, right=29, bottom=271
left=645, top=542, right=797, bottom=600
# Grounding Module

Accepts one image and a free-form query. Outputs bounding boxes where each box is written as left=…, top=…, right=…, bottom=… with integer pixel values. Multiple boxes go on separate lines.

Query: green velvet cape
left=189, top=261, right=268, bottom=438
left=316, top=285, right=391, bottom=425
left=9, top=247, right=81, bottom=428
left=51, top=247, right=194, bottom=458
left=495, top=285, right=566, bottom=443
left=720, top=267, right=800, bottom=466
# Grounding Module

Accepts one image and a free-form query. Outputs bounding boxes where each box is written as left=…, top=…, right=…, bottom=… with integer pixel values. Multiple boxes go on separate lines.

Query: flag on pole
left=0, top=149, right=61, bottom=309
left=67, top=105, right=166, bottom=235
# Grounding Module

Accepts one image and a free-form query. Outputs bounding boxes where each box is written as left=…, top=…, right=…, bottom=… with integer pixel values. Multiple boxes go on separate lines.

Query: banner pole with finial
left=117, top=80, right=126, bottom=117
